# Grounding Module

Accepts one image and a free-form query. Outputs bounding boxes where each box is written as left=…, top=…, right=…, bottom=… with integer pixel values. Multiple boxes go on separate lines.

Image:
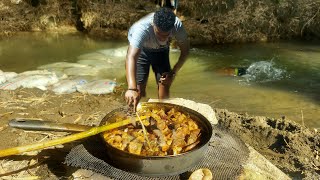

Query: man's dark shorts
left=136, top=48, right=171, bottom=85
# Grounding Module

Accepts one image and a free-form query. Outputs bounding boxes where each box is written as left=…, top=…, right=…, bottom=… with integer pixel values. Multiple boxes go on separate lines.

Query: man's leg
left=158, top=80, right=170, bottom=99
left=152, top=48, right=171, bottom=100
left=137, top=83, right=147, bottom=97
left=136, top=50, right=150, bottom=99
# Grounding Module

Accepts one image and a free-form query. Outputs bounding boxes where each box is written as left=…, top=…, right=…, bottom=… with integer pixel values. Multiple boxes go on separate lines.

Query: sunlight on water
left=0, top=33, right=319, bottom=128
left=146, top=44, right=320, bottom=128
left=241, top=60, right=288, bottom=83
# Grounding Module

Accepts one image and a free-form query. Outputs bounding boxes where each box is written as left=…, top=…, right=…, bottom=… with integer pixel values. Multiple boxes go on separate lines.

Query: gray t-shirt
left=128, top=13, right=187, bottom=51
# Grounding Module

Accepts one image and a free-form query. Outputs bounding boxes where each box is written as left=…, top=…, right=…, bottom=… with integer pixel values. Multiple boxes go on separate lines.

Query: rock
left=189, top=168, right=213, bottom=180
left=72, top=169, right=112, bottom=180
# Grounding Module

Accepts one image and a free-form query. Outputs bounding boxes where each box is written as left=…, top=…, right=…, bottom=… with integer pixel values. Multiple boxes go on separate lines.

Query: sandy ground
left=0, top=88, right=319, bottom=179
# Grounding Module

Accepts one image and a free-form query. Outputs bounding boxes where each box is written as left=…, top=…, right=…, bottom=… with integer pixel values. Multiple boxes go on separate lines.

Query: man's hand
left=159, top=71, right=175, bottom=85
left=125, top=89, right=140, bottom=111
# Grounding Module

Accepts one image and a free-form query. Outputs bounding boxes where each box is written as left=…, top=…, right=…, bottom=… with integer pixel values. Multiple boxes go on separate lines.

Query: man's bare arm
left=126, top=45, right=141, bottom=89
left=172, top=40, right=190, bottom=74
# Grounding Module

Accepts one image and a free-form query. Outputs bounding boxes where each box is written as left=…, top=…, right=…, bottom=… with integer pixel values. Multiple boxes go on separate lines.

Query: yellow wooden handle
left=0, top=116, right=146, bottom=158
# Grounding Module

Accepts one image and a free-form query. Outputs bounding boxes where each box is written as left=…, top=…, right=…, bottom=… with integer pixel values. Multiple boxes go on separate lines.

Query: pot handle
left=9, top=119, right=92, bottom=132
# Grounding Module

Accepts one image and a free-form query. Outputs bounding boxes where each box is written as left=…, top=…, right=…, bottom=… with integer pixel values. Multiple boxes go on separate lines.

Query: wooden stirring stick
left=0, top=116, right=146, bottom=158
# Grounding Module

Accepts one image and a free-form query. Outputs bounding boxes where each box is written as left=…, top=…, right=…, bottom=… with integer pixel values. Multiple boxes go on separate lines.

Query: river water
left=0, top=32, right=319, bottom=128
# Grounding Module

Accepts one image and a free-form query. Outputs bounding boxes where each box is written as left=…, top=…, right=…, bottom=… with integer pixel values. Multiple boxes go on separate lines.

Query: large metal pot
left=9, top=102, right=213, bottom=177
left=99, top=102, right=213, bottom=177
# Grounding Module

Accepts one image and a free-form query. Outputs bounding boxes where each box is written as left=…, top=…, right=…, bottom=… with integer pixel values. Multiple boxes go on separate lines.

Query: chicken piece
left=153, top=129, right=166, bottom=146
left=167, top=108, right=176, bottom=118
left=135, top=135, right=145, bottom=143
left=171, top=138, right=186, bottom=155
left=128, top=141, right=143, bottom=155
left=171, top=128, right=187, bottom=155
left=187, top=119, right=199, bottom=131
left=158, top=109, right=168, bottom=119
left=175, top=126, right=189, bottom=139
left=147, top=139, right=160, bottom=154
left=148, top=133, right=157, bottom=141
left=173, top=112, right=182, bottom=121
left=121, top=132, right=134, bottom=150
left=152, top=129, right=170, bottom=153
left=131, top=129, right=144, bottom=137
left=166, top=136, right=173, bottom=146
left=187, top=129, right=201, bottom=145
left=141, top=119, right=150, bottom=126
left=184, top=140, right=200, bottom=152
left=155, top=119, right=172, bottom=137
left=151, top=113, right=162, bottom=122
left=161, top=144, right=170, bottom=152
left=174, top=113, right=187, bottom=123
left=162, top=126, right=171, bottom=136
left=140, top=149, right=148, bottom=156
left=106, top=135, right=123, bottom=150
left=156, top=120, right=166, bottom=130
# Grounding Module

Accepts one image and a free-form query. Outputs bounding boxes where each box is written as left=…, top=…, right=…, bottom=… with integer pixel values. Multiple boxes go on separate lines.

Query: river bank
left=0, top=88, right=319, bottom=179
left=1, top=0, right=320, bottom=44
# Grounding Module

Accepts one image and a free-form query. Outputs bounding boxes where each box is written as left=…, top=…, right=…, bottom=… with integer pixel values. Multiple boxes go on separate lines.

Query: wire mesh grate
left=65, top=125, right=249, bottom=180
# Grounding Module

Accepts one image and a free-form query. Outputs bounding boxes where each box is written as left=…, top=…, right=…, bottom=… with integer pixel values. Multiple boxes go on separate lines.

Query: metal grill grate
left=65, top=125, right=249, bottom=180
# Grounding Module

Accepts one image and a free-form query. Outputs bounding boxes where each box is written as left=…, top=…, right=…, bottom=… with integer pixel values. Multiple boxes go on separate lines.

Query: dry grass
left=0, top=87, right=115, bottom=128
left=75, top=0, right=320, bottom=43
left=0, top=159, right=41, bottom=180
left=1, top=0, right=319, bottom=42
left=0, top=90, right=53, bottom=110
left=0, top=0, right=73, bottom=38
left=0, top=128, right=68, bottom=180
left=181, top=0, right=320, bottom=43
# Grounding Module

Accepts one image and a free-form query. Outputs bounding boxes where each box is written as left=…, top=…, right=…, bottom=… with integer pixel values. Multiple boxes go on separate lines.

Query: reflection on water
left=0, top=33, right=319, bottom=128
left=0, top=32, right=127, bottom=73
